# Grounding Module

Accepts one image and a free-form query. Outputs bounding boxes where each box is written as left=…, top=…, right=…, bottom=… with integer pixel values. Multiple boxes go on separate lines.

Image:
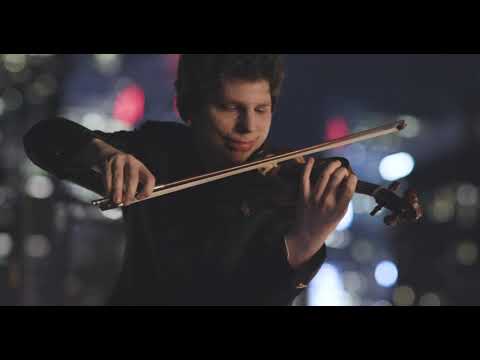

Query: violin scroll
left=367, top=183, right=423, bottom=227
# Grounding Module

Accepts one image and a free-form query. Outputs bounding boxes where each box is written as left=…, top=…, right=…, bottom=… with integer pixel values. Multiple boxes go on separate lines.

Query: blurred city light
left=456, top=241, right=478, bottom=266
left=24, top=235, right=51, bottom=258
left=352, top=194, right=377, bottom=215
left=308, top=263, right=353, bottom=306
left=457, top=183, right=478, bottom=207
left=0, top=98, right=5, bottom=116
left=33, top=74, right=57, bottom=98
left=418, top=293, right=441, bottom=306
left=93, top=54, right=122, bottom=75
left=374, top=260, right=399, bottom=287
left=325, top=116, right=349, bottom=141
left=397, top=115, right=422, bottom=138
left=112, top=84, right=145, bottom=126
left=3, top=54, right=27, bottom=73
left=342, top=271, right=368, bottom=295
left=325, top=230, right=352, bottom=249
left=0, top=233, right=13, bottom=258
left=429, top=186, right=456, bottom=223
left=351, top=240, right=375, bottom=264
left=82, top=112, right=107, bottom=130
left=25, top=175, right=54, bottom=199
left=393, top=286, right=416, bottom=306
left=3, top=87, right=23, bottom=111
left=336, top=202, right=354, bottom=231
left=379, top=152, right=415, bottom=181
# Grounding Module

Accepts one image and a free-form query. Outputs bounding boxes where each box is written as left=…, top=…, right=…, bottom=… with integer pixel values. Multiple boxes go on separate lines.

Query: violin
left=91, top=120, right=423, bottom=226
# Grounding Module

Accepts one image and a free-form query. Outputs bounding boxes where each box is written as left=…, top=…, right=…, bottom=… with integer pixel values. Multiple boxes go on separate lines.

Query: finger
left=137, top=168, right=156, bottom=200
left=301, top=158, right=315, bottom=202
left=313, top=160, right=343, bottom=203
left=111, top=157, right=126, bottom=204
left=125, top=165, right=140, bottom=205
left=104, top=160, right=113, bottom=197
left=337, top=174, right=358, bottom=210
left=319, top=166, right=350, bottom=203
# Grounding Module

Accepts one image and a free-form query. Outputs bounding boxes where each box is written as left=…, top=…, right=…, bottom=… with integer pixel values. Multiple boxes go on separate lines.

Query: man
left=23, top=54, right=357, bottom=306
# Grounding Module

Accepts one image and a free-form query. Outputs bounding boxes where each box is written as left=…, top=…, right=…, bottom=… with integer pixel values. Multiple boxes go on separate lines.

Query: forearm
left=23, top=117, right=128, bottom=194
left=71, top=137, right=122, bottom=174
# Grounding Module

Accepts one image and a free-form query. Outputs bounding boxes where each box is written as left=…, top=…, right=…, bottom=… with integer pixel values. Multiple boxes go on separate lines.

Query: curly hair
left=175, top=54, right=285, bottom=122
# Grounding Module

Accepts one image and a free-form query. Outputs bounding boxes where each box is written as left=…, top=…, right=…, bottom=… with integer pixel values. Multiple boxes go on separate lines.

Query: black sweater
left=23, top=118, right=326, bottom=306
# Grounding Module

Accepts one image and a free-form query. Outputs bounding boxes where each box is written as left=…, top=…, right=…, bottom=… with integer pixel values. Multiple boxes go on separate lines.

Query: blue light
left=379, top=152, right=415, bottom=181
left=374, top=261, right=398, bottom=288
left=308, top=263, right=353, bottom=306
left=336, top=202, right=354, bottom=231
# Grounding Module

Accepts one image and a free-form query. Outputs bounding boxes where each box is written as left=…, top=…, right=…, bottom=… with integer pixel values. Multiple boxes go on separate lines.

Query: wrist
left=285, top=230, right=327, bottom=269
left=74, top=138, right=120, bottom=172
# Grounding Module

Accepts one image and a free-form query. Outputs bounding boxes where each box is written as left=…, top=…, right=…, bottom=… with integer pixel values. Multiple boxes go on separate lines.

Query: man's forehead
left=218, top=78, right=271, bottom=102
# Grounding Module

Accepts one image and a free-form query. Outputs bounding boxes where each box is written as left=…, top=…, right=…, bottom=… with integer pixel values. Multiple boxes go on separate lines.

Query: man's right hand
left=92, top=138, right=156, bottom=206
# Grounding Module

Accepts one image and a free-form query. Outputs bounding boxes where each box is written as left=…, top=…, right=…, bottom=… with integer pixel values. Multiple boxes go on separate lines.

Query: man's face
left=192, top=78, right=273, bottom=169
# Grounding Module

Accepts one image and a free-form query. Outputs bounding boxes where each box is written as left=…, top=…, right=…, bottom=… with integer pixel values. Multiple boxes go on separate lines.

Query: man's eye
left=220, top=104, right=238, bottom=111
left=256, top=107, right=269, bottom=113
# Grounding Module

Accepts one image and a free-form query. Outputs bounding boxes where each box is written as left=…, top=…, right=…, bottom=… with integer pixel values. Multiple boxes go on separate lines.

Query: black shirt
left=23, top=118, right=326, bottom=306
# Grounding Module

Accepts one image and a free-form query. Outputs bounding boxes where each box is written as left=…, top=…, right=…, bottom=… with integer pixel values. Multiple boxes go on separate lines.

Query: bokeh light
left=351, top=240, right=375, bottom=264
left=24, top=235, right=51, bottom=258
left=379, top=152, right=415, bottom=181
left=0, top=233, right=13, bottom=258
left=112, top=84, right=145, bottom=126
left=3, top=54, right=27, bottom=73
left=374, top=260, right=399, bottom=287
left=93, top=54, right=122, bottom=75
left=308, top=263, right=353, bottom=306
left=457, top=183, right=478, bottom=207
left=325, top=230, right=352, bottom=249
left=397, top=115, right=422, bottom=138
left=456, top=241, right=478, bottom=266
left=325, top=116, right=349, bottom=141
left=418, top=293, right=441, bottom=306
left=336, top=202, right=354, bottom=231
left=2, top=87, right=23, bottom=111
left=393, top=286, right=416, bottom=306
left=25, top=175, right=54, bottom=199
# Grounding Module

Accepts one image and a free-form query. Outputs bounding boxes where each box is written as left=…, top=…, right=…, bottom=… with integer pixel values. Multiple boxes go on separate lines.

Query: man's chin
left=228, top=151, right=255, bottom=165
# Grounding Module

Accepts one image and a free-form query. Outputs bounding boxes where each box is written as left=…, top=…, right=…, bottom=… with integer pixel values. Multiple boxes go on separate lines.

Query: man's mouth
left=226, top=139, right=256, bottom=152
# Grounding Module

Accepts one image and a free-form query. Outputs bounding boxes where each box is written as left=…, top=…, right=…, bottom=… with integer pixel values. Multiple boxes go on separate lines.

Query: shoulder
left=135, top=120, right=192, bottom=149
left=137, top=120, right=189, bottom=135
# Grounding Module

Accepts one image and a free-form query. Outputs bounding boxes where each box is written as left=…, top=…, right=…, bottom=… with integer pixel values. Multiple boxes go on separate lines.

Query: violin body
left=246, top=149, right=423, bottom=226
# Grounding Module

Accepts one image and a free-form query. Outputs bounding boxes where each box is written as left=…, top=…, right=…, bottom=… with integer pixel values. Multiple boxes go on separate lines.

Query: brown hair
left=175, top=54, right=285, bottom=122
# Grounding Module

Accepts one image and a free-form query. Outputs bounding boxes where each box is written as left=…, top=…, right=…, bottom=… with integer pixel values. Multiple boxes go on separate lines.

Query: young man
left=24, top=54, right=357, bottom=306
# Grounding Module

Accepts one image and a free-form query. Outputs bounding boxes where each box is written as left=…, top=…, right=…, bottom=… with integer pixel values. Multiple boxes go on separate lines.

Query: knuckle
left=332, top=172, right=345, bottom=181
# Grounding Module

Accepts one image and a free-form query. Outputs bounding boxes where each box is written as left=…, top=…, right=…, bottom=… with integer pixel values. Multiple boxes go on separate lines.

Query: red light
left=165, top=54, right=180, bottom=74
left=325, top=116, right=349, bottom=141
left=173, top=95, right=179, bottom=117
left=113, top=84, right=145, bottom=126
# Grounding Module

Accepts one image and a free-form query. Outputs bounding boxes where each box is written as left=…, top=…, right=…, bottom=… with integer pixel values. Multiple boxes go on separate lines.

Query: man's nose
left=237, top=109, right=256, bottom=133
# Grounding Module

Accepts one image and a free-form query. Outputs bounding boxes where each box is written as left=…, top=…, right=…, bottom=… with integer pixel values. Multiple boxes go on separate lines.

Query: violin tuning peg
left=370, top=205, right=384, bottom=217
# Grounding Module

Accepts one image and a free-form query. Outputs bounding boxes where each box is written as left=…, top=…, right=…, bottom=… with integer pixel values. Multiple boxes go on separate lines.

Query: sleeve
left=23, top=117, right=141, bottom=195
left=230, top=207, right=327, bottom=306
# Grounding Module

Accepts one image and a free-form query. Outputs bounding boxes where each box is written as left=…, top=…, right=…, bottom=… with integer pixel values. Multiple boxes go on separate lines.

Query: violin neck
left=356, top=180, right=382, bottom=197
